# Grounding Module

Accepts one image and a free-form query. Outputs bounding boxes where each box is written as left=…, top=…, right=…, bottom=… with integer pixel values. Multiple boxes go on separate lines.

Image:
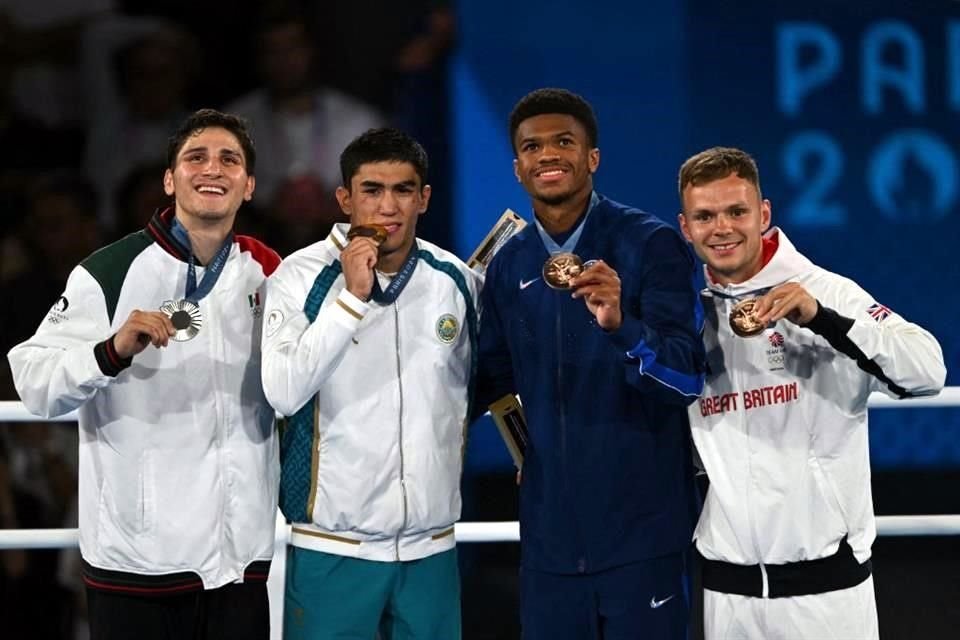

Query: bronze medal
left=542, top=253, right=584, bottom=290
left=729, top=298, right=766, bottom=337
left=347, top=224, right=388, bottom=246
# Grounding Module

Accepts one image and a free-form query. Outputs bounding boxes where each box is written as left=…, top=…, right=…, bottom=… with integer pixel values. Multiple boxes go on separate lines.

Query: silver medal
left=160, top=299, right=203, bottom=341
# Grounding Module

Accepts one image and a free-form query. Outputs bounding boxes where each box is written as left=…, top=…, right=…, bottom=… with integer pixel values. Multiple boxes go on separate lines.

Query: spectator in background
left=0, top=174, right=100, bottom=638
left=306, top=0, right=456, bottom=246
left=81, top=19, right=197, bottom=231
left=0, top=0, right=113, bottom=127
left=0, top=421, right=78, bottom=639
left=226, top=7, right=384, bottom=256
left=0, top=174, right=102, bottom=374
left=112, top=162, right=171, bottom=239
left=0, top=52, right=86, bottom=283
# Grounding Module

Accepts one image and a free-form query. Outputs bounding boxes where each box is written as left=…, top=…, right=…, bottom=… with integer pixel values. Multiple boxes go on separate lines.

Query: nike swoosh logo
left=649, top=594, right=675, bottom=609
left=519, top=278, right=540, bottom=290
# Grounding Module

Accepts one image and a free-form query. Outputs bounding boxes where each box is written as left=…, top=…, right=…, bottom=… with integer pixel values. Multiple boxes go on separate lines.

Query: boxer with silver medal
left=159, top=216, right=235, bottom=341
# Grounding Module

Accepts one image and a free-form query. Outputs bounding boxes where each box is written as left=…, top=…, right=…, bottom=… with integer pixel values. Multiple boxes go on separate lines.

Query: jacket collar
left=146, top=207, right=192, bottom=263
left=329, top=223, right=349, bottom=252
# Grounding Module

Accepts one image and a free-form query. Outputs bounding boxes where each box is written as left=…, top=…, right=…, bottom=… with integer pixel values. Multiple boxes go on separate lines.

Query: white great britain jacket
left=7, top=209, right=281, bottom=592
left=261, top=223, right=481, bottom=562
left=691, top=227, right=945, bottom=567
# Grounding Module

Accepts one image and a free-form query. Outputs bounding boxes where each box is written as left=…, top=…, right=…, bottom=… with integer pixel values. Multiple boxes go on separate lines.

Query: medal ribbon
left=709, top=286, right=773, bottom=302
left=171, top=217, right=234, bottom=303
left=534, top=191, right=600, bottom=255
left=369, top=244, right=419, bottom=305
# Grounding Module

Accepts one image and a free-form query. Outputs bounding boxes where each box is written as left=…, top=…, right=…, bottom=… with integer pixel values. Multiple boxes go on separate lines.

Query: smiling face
left=679, top=173, right=771, bottom=285
left=163, top=126, right=255, bottom=228
left=335, top=161, right=430, bottom=272
left=513, top=113, right=599, bottom=207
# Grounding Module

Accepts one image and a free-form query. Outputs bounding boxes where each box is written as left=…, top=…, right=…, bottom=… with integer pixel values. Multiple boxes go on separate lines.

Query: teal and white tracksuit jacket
left=261, top=223, right=481, bottom=562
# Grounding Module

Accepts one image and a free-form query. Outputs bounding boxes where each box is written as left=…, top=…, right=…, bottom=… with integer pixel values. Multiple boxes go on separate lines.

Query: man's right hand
left=341, top=236, right=379, bottom=301
left=113, top=310, right=177, bottom=358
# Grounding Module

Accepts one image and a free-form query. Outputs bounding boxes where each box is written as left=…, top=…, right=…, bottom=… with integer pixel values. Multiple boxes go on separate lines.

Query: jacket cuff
left=94, top=336, right=133, bottom=377
left=333, top=290, right=370, bottom=327
left=606, top=312, right=648, bottom=354
left=801, top=302, right=854, bottom=341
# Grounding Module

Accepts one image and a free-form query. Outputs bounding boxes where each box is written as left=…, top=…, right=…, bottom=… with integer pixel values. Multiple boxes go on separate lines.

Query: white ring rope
left=1, top=388, right=958, bottom=550
left=3, top=388, right=959, bottom=423
left=3, top=515, right=960, bottom=550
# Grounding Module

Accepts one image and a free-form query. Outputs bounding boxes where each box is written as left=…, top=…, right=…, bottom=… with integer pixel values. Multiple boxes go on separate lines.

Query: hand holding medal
left=343, top=224, right=388, bottom=301
left=751, top=282, right=819, bottom=328
left=113, top=309, right=178, bottom=358
left=557, top=257, right=622, bottom=331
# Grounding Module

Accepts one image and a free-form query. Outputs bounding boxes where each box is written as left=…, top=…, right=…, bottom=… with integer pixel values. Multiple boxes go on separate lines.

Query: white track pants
left=703, top=576, right=879, bottom=640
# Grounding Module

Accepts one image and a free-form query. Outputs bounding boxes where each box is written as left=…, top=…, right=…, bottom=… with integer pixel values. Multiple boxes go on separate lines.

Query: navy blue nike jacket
left=477, top=194, right=705, bottom=574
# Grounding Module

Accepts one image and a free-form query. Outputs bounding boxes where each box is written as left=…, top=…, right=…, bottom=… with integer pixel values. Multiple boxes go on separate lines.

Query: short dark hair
left=166, top=109, right=257, bottom=175
left=508, top=88, right=598, bottom=152
left=339, top=128, right=428, bottom=189
left=678, top=147, right=761, bottom=203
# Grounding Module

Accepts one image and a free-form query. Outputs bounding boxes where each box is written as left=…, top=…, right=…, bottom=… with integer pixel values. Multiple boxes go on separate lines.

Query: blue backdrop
left=452, top=0, right=960, bottom=470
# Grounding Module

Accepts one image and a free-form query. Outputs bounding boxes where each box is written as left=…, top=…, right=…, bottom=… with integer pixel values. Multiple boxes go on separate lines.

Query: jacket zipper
left=394, top=302, right=408, bottom=561
left=732, top=296, right=768, bottom=598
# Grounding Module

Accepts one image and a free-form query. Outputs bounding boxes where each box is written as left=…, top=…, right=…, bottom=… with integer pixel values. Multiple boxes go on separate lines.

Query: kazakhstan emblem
left=435, top=314, right=459, bottom=344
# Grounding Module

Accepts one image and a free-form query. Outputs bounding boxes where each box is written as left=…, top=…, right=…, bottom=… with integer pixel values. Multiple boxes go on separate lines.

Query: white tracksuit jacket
left=261, top=224, right=481, bottom=562
left=691, top=228, right=946, bottom=569
left=7, top=211, right=281, bottom=591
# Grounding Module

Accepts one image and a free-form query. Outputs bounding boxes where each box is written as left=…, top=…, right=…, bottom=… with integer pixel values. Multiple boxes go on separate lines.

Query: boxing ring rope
left=2, top=387, right=960, bottom=552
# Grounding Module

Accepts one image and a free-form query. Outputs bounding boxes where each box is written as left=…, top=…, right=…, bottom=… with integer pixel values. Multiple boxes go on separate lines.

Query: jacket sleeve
left=802, top=276, right=945, bottom=400
left=605, top=227, right=706, bottom=406
left=7, top=266, right=121, bottom=418
left=474, top=256, right=517, bottom=420
left=260, top=263, right=369, bottom=417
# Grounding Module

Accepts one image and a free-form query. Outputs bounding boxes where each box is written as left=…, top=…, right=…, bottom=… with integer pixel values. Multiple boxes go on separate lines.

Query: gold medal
left=347, top=224, right=388, bottom=246
left=729, top=298, right=766, bottom=337
left=542, top=253, right=584, bottom=289
left=160, top=299, right=203, bottom=341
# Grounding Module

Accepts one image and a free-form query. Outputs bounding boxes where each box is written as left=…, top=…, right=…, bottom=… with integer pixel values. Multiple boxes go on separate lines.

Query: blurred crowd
left=0, top=1, right=456, bottom=637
